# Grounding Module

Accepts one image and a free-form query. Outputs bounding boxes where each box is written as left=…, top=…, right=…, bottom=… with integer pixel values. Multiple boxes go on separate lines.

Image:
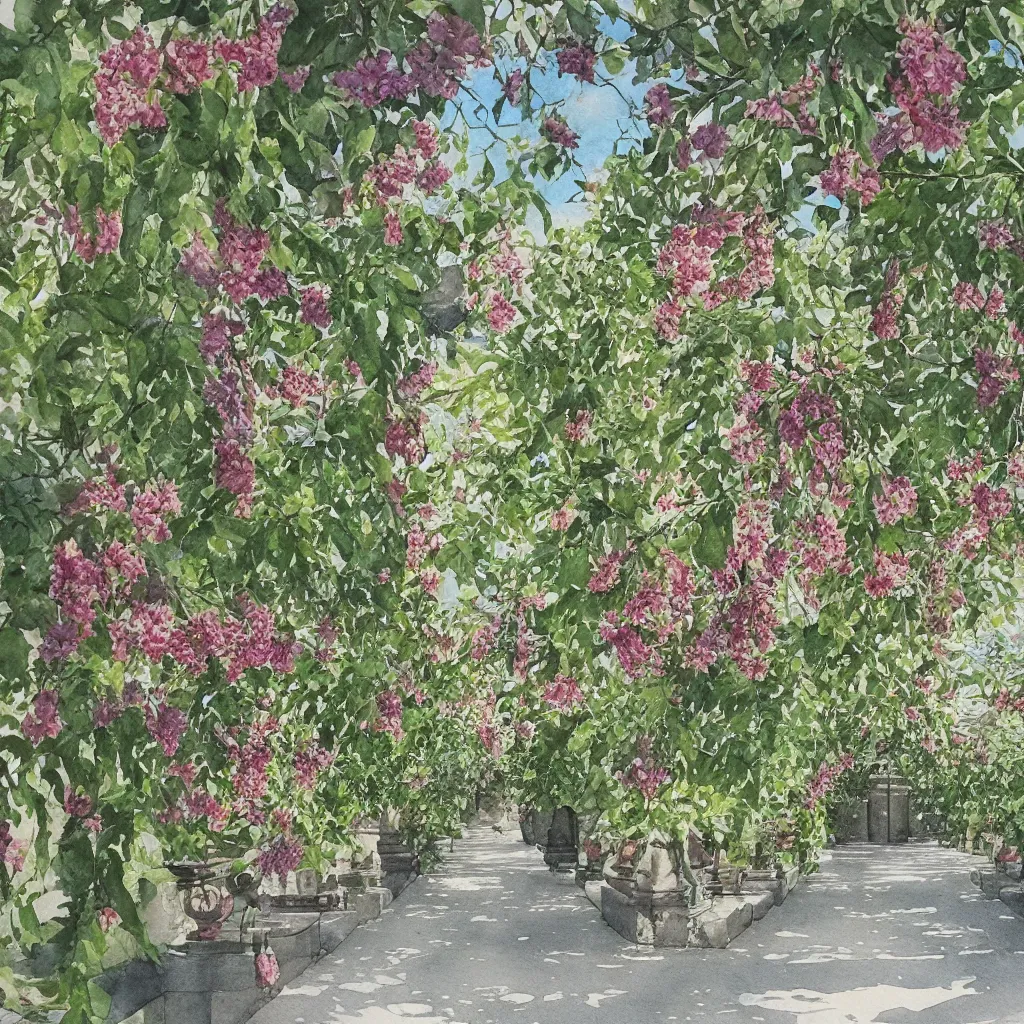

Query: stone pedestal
left=742, top=868, right=788, bottom=907
left=600, top=885, right=690, bottom=946
left=867, top=775, right=910, bottom=844
left=599, top=832, right=693, bottom=946
left=377, top=822, right=417, bottom=890
left=543, top=807, right=578, bottom=872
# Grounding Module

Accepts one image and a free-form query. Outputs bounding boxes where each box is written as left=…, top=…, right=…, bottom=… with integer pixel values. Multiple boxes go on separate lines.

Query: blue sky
left=442, top=14, right=684, bottom=235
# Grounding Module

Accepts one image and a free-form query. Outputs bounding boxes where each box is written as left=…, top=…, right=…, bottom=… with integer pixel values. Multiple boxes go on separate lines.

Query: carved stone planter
left=599, top=833, right=694, bottom=946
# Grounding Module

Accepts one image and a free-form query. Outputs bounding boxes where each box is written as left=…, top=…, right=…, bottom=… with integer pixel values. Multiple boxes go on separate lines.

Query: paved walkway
left=250, top=828, right=1024, bottom=1024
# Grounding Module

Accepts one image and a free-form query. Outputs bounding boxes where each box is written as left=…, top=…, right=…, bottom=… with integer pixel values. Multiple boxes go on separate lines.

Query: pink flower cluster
left=503, top=69, right=525, bottom=105
left=470, top=616, right=502, bottom=660
left=299, top=286, right=333, bottom=328
left=599, top=612, right=663, bottom=679
left=794, top=514, right=851, bottom=584
left=542, top=673, right=584, bottom=712
left=654, top=205, right=775, bottom=337
left=873, top=475, right=918, bottom=525
left=975, top=346, right=1019, bottom=408
left=374, top=689, right=405, bottom=740
left=293, top=741, right=333, bottom=789
left=746, top=64, right=821, bottom=136
left=805, top=753, right=854, bottom=809
left=109, top=595, right=300, bottom=685
left=550, top=502, right=578, bottom=532
left=385, top=414, right=427, bottom=465
left=42, top=536, right=148, bottom=663
left=333, top=14, right=486, bottom=105
left=93, top=27, right=167, bottom=145
left=947, top=480, right=1013, bottom=559
left=63, top=786, right=93, bottom=819
left=676, top=123, right=730, bottom=168
left=644, top=84, right=674, bottom=126
left=617, top=753, right=671, bottom=801
left=556, top=44, right=597, bottom=83
left=397, top=362, right=438, bottom=399
left=94, top=9, right=296, bottom=146
left=864, top=549, right=911, bottom=598
left=871, top=259, right=905, bottom=340
left=0, top=822, right=27, bottom=874
left=146, top=702, right=188, bottom=757
left=542, top=115, right=579, bottom=150
left=872, top=19, right=968, bottom=161
left=486, top=292, right=518, bottom=334
left=820, top=148, right=881, bottom=206
left=258, top=833, right=304, bottom=883
left=214, top=439, right=256, bottom=518
left=255, top=950, right=281, bottom=989
left=264, top=364, right=328, bottom=410
left=21, top=690, right=62, bottom=747
left=563, top=409, right=591, bottom=442
left=214, top=4, right=295, bottom=92
left=62, top=206, right=122, bottom=262
left=588, top=549, right=629, bottom=593
left=406, top=524, right=442, bottom=569
left=953, top=281, right=1004, bottom=318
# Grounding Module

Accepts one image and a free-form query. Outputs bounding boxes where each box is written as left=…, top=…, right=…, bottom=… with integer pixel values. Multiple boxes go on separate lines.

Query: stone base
left=599, top=884, right=690, bottom=946
left=741, top=875, right=788, bottom=907
left=971, top=868, right=1017, bottom=901
left=998, top=886, right=1024, bottom=918
left=10, top=887, right=397, bottom=1024
left=594, top=858, right=800, bottom=949
left=690, top=896, right=753, bottom=948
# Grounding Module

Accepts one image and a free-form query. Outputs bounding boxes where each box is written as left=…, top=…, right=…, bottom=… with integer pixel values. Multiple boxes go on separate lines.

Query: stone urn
left=165, top=860, right=236, bottom=941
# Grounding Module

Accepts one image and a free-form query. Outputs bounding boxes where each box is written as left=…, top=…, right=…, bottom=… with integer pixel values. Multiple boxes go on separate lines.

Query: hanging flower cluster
left=93, top=6, right=298, bottom=146
left=333, top=13, right=487, bottom=105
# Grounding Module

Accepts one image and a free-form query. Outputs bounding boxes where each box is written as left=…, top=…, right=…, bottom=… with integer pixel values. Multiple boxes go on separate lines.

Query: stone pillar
left=867, top=775, right=910, bottom=843
left=543, top=807, right=578, bottom=873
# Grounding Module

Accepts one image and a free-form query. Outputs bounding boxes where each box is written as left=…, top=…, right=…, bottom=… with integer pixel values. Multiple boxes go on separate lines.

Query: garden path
left=249, top=828, right=1024, bottom=1024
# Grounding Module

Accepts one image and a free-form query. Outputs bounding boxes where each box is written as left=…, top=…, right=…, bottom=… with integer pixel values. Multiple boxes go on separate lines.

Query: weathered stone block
left=747, top=890, right=775, bottom=921
left=163, top=948, right=259, bottom=993
left=349, top=886, right=392, bottom=925
left=211, top=986, right=269, bottom=1024
left=972, top=868, right=1016, bottom=900
left=742, top=872, right=786, bottom=906
left=998, top=886, right=1024, bottom=918
left=690, top=896, right=753, bottom=949
left=600, top=884, right=689, bottom=946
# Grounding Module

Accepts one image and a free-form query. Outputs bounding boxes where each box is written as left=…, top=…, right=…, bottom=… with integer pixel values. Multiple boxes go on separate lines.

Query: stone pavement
left=248, top=828, right=1024, bottom=1024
